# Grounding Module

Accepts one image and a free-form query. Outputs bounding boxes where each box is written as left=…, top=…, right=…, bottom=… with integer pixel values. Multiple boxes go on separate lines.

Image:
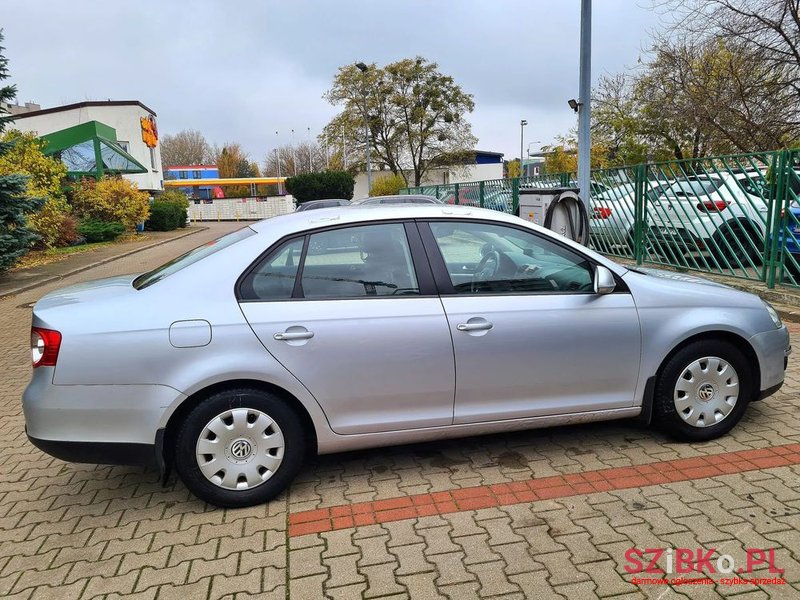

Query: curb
left=0, top=226, right=209, bottom=299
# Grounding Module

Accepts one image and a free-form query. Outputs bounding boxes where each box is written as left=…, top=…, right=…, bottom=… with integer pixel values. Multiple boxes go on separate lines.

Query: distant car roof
left=295, top=199, right=351, bottom=212
left=355, top=195, right=443, bottom=205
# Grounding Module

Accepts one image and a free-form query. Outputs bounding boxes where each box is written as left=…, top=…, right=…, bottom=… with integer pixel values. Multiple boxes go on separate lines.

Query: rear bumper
left=22, top=368, right=183, bottom=456
left=27, top=431, right=159, bottom=467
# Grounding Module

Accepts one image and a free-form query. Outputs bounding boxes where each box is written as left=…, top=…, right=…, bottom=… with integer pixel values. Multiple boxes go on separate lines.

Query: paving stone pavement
left=0, top=220, right=799, bottom=599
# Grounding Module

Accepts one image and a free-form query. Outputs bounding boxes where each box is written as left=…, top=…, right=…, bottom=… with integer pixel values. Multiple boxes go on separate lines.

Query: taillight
left=31, top=327, right=61, bottom=368
left=593, top=207, right=612, bottom=219
left=697, top=200, right=729, bottom=212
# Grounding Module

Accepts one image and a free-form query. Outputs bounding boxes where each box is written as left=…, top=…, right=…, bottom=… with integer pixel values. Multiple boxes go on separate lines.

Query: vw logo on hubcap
left=230, top=439, right=252, bottom=459
left=697, top=383, right=715, bottom=401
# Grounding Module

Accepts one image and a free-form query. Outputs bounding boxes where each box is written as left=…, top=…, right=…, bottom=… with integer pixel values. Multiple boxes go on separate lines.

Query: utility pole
left=356, top=62, right=372, bottom=194
left=307, top=127, right=313, bottom=172
left=577, top=0, right=592, bottom=213
left=290, top=128, right=298, bottom=175
left=274, top=131, right=282, bottom=194
left=519, top=119, right=527, bottom=178
left=342, top=124, right=348, bottom=169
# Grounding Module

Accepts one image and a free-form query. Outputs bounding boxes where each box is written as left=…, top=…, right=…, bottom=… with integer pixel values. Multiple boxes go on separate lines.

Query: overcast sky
left=2, top=1, right=663, bottom=165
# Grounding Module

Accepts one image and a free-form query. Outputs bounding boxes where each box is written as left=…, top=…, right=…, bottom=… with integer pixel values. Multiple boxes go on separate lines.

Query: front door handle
left=457, top=321, right=493, bottom=332
left=274, top=331, right=314, bottom=341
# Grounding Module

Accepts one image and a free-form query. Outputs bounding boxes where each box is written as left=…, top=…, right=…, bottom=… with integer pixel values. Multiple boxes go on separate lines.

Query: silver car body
left=23, top=205, right=789, bottom=465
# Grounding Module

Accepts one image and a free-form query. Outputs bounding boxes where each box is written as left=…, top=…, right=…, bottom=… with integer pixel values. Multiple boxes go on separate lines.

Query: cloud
left=1, top=0, right=660, bottom=162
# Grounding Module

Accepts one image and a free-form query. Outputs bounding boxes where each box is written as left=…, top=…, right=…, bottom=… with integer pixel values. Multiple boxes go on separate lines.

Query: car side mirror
left=594, top=265, right=616, bottom=295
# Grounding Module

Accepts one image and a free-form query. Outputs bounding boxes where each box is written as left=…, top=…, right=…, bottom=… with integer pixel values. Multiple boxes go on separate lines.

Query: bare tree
left=159, top=129, right=212, bottom=168
left=263, top=142, right=327, bottom=177
left=657, top=0, right=800, bottom=103
left=592, top=18, right=800, bottom=161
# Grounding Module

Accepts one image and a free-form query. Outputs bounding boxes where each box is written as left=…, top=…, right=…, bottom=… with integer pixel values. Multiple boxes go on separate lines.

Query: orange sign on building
left=140, top=115, right=158, bottom=148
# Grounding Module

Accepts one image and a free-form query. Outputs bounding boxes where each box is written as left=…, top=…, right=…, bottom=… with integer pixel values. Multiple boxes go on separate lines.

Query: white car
left=648, top=171, right=770, bottom=267
left=590, top=181, right=671, bottom=255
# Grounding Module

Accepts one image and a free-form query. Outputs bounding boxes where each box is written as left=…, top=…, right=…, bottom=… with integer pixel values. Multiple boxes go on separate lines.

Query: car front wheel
left=175, top=387, right=306, bottom=507
left=654, top=340, right=753, bottom=441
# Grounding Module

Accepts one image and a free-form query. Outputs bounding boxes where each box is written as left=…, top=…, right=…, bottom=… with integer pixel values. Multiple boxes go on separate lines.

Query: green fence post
left=560, top=172, right=569, bottom=187
left=766, top=151, right=789, bottom=288
left=479, top=180, right=485, bottom=208
left=512, top=178, right=520, bottom=215
left=454, top=183, right=460, bottom=205
left=435, top=185, right=440, bottom=200
left=633, top=163, right=647, bottom=265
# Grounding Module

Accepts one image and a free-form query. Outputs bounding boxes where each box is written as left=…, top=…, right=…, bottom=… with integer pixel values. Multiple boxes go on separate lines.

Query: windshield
left=133, top=227, right=256, bottom=289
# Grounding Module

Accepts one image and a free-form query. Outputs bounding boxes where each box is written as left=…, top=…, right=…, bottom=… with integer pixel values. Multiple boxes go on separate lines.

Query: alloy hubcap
left=196, top=408, right=285, bottom=491
left=674, top=356, right=739, bottom=428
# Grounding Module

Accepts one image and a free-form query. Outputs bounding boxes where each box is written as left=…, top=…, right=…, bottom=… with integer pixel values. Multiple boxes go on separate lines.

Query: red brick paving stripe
left=287, top=442, right=800, bottom=537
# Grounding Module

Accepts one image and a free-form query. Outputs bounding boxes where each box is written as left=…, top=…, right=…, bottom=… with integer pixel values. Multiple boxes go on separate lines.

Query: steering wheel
left=471, top=250, right=501, bottom=293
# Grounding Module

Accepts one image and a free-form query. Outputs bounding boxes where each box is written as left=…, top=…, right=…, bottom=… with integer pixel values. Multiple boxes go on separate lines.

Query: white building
left=10, top=100, right=164, bottom=193
left=353, top=150, right=505, bottom=198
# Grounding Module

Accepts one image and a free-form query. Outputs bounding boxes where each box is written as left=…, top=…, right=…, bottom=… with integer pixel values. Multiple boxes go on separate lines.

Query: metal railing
left=401, top=149, right=800, bottom=289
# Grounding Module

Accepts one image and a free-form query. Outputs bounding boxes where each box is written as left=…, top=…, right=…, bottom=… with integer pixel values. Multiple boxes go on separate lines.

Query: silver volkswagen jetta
left=23, top=205, right=790, bottom=507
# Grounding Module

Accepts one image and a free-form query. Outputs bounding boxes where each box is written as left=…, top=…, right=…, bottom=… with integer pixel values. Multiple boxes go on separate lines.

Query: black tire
left=714, top=222, right=763, bottom=267
left=654, top=340, right=753, bottom=442
left=175, top=387, right=306, bottom=507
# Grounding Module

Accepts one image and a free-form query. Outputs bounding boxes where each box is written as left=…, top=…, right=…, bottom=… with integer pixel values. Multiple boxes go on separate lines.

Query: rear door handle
left=457, top=322, right=493, bottom=332
left=274, top=331, right=314, bottom=341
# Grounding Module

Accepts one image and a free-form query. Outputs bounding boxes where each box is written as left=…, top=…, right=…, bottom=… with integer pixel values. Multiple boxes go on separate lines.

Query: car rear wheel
left=654, top=340, right=752, bottom=441
left=175, top=387, right=306, bottom=507
left=713, top=223, right=763, bottom=268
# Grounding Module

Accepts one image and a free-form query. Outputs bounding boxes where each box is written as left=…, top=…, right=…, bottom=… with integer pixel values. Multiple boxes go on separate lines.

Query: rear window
left=133, top=227, right=255, bottom=289
left=669, top=178, right=722, bottom=196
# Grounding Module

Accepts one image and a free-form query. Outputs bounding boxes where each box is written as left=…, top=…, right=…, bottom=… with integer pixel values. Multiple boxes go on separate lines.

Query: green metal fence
left=400, top=149, right=800, bottom=289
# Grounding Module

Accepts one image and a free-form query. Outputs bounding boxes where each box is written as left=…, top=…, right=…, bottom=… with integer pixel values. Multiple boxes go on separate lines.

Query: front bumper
left=749, top=325, right=791, bottom=400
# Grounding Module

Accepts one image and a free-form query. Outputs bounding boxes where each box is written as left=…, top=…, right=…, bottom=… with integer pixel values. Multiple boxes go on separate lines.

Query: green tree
left=216, top=144, right=260, bottom=197
left=369, top=173, right=406, bottom=196
left=285, top=171, right=354, bottom=203
left=0, top=32, right=43, bottom=270
left=71, top=177, right=150, bottom=231
left=506, top=159, right=521, bottom=179
left=542, top=135, right=610, bottom=174
left=0, top=130, right=67, bottom=199
left=0, top=129, right=69, bottom=248
left=322, top=57, right=477, bottom=186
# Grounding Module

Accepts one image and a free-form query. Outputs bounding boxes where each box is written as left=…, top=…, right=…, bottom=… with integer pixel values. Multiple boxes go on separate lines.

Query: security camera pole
left=577, top=0, right=592, bottom=215
left=356, top=62, right=372, bottom=194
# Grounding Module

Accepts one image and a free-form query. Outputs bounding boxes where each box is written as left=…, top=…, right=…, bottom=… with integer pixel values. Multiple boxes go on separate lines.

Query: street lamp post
left=577, top=0, right=592, bottom=213
left=519, top=119, right=528, bottom=178
left=356, top=62, right=372, bottom=194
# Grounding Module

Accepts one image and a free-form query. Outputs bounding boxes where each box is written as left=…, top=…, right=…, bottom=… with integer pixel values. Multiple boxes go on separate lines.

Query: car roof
left=250, top=204, right=519, bottom=237
left=354, top=194, right=440, bottom=203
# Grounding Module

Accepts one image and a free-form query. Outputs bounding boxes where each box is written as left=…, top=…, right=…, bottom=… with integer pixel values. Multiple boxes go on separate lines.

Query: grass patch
left=12, top=233, right=152, bottom=271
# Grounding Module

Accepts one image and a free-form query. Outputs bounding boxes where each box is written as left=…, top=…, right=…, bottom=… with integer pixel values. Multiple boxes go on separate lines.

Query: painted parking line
left=288, top=442, right=800, bottom=537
